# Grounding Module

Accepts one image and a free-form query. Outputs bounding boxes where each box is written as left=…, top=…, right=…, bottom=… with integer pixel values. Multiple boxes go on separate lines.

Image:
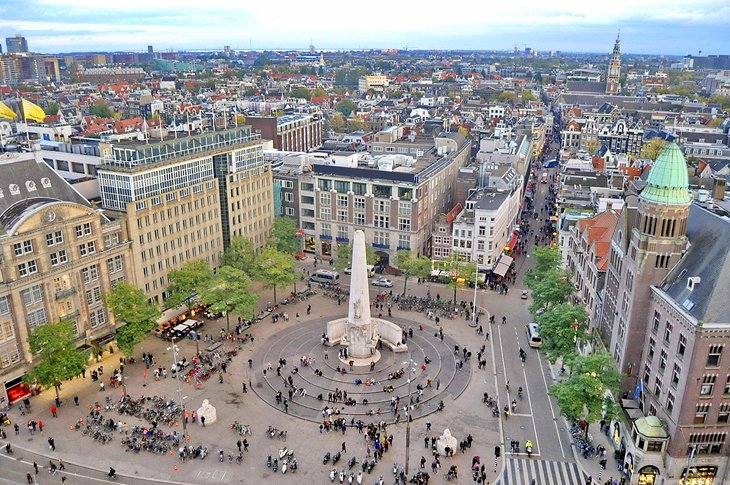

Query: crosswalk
left=497, top=458, right=586, bottom=485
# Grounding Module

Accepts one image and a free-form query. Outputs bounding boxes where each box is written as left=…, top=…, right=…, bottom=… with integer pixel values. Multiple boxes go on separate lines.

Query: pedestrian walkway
left=497, top=458, right=585, bottom=485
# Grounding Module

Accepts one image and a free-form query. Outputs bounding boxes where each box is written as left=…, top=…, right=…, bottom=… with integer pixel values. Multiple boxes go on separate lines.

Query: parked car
left=372, top=277, right=393, bottom=288
left=521, top=290, right=529, bottom=300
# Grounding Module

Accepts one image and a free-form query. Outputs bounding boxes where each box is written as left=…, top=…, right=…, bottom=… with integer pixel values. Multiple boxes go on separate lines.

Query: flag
left=633, top=379, right=643, bottom=399
left=0, top=101, right=16, bottom=119
left=22, top=98, right=46, bottom=123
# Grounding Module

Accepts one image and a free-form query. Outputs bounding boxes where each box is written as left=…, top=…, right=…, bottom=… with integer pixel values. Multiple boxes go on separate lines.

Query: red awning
left=506, top=231, right=519, bottom=250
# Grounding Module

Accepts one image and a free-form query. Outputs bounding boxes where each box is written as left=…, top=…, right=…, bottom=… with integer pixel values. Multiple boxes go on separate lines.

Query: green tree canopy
left=336, top=99, right=357, bottom=117
left=166, top=259, right=214, bottom=310
left=24, top=320, right=89, bottom=399
left=105, top=282, right=162, bottom=355
left=535, top=304, right=588, bottom=363
left=199, top=265, right=258, bottom=332
left=312, top=87, right=328, bottom=98
left=527, top=267, right=573, bottom=314
left=640, top=138, right=668, bottom=161
left=334, top=242, right=376, bottom=270
left=89, top=102, right=114, bottom=118
left=326, top=112, right=347, bottom=133
left=270, top=217, right=301, bottom=255
left=255, top=247, right=297, bottom=303
left=221, top=236, right=258, bottom=275
left=45, top=102, right=60, bottom=115
left=549, top=350, right=622, bottom=437
left=443, top=252, right=477, bottom=303
left=525, top=246, right=560, bottom=286
left=346, top=118, right=368, bottom=132
left=395, top=251, right=432, bottom=295
left=290, top=86, right=312, bottom=100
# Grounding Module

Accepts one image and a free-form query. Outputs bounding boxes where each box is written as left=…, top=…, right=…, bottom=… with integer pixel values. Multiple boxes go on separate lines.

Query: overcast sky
left=0, top=0, right=728, bottom=55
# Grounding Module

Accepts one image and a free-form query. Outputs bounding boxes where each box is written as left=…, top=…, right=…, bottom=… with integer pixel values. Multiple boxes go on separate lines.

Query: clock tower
left=606, top=34, right=621, bottom=95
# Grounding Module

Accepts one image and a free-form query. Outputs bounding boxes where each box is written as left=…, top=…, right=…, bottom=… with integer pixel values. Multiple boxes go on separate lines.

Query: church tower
left=602, top=144, right=691, bottom=385
left=605, top=34, right=621, bottom=95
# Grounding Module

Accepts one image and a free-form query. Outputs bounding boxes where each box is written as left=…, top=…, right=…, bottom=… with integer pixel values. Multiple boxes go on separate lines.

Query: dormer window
left=687, top=276, right=701, bottom=291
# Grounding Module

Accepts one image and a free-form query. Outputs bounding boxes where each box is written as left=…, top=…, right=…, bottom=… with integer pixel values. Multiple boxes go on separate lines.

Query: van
left=526, top=323, right=543, bottom=348
left=541, top=172, right=548, bottom=184
left=310, top=269, right=340, bottom=283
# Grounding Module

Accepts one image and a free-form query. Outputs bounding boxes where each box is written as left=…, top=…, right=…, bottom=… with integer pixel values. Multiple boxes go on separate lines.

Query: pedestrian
left=59, top=460, right=65, bottom=471
left=38, top=420, right=43, bottom=433
left=296, top=313, right=300, bottom=321
left=436, top=379, right=440, bottom=390
left=341, top=441, right=347, bottom=453
left=51, top=405, right=57, bottom=417
left=201, top=416, right=206, bottom=427
left=73, top=396, right=79, bottom=406
left=61, top=477, right=67, bottom=484
left=424, top=437, right=429, bottom=448
left=426, top=421, right=431, bottom=431
left=48, top=437, right=55, bottom=451
left=237, top=440, right=242, bottom=452
left=15, top=423, right=20, bottom=435
left=27, top=472, right=33, bottom=484
left=33, top=462, right=38, bottom=474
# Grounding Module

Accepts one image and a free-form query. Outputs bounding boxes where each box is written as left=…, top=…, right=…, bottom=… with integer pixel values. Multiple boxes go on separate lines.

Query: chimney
left=712, top=177, right=726, bottom=201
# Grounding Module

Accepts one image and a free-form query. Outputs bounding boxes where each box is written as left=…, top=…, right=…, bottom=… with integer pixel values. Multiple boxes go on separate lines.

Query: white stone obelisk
left=345, top=230, right=377, bottom=359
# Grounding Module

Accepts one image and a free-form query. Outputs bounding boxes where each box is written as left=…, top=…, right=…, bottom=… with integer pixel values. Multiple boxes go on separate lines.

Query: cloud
left=1, top=0, right=727, bottom=54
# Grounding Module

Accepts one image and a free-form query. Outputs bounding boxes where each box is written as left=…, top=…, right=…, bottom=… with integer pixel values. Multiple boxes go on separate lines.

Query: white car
left=344, top=267, right=352, bottom=275
left=372, top=278, right=393, bottom=288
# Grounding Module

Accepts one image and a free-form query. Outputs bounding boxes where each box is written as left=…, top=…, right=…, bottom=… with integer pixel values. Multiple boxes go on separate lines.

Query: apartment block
left=0, top=151, right=131, bottom=403
left=247, top=113, right=323, bottom=152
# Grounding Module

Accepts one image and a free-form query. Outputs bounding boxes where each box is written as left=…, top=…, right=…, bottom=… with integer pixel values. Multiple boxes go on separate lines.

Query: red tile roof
left=577, top=210, right=620, bottom=271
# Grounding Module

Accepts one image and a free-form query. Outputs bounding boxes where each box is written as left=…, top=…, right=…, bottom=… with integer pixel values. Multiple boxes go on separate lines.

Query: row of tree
left=22, top=217, right=303, bottom=400
left=525, top=247, right=621, bottom=438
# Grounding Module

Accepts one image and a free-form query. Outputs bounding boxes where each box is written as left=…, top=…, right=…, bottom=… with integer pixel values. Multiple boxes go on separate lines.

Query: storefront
left=637, top=465, right=659, bottom=485
left=679, top=466, right=717, bottom=485
left=304, top=236, right=316, bottom=253
left=321, top=238, right=332, bottom=257
left=4, top=375, right=33, bottom=404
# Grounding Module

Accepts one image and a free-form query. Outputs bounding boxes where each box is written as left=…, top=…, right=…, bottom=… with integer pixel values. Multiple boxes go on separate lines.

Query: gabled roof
left=577, top=209, right=620, bottom=271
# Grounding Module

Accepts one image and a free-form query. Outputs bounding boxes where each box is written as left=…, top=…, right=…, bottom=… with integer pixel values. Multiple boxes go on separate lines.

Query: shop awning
left=493, top=254, right=514, bottom=277
left=505, top=231, right=519, bottom=250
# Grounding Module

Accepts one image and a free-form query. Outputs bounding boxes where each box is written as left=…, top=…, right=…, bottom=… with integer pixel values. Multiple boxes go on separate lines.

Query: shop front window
left=679, top=466, right=717, bottom=485
left=304, top=237, right=316, bottom=253
left=638, top=465, right=659, bottom=485
left=321, top=241, right=332, bottom=257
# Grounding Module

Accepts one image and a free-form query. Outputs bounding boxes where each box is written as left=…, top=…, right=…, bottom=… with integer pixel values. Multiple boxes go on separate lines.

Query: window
left=74, top=222, right=92, bottom=238
left=659, top=349, right=667, bottom=371
left=318, top=179, right=331, bottom=191
left=725, top=376, right=730, bottom=395
left=81, top=264, right=99, bottom=284
left=398, top=201, right=412, bottom=216
left=13, top=240, right=34, bottom=257
left=708, top=345, right=723, bottom=367
left=85, top=287, right=103, bottom=306
left=319, top=193, right=331, bottom=206
left=285, top=207, right=295, bottom=216
left=672, top=363, right=681, bottom=386
left=719, top=404, right=730, bottom=423
left=678, top=334, right=687, bottom=356
left=26, top=308, right=47, bottom=329
left=354, top=213, right=365, bottom=225
left=434, top=236, right=442, bottom=245
left=399, top=218, right=411, bottom=231
left=17, top=260, right=38, bottom=278
left=49, top=250, right=68, bottom=266
left=284, top=192, right=294, bottom=202
left=694, top=403, right=710, bottom=424
left=374, top=200, right=390, bottom=212
left=320, top=207, right=331, bottom=220
left=664, top=321, right=673, bottom=343
left=107, top=255, right=123, bottom=274
left=90, top=308, right=106, bottom=328
left=434, top=247, right=442, bottom=257
left=374, top=231, right=389, bottom=247
left=337, top=226, right=348, bottom=240
left=700, top=375, right=716, bottom=396
left=103, top=233, right=120, bottom=248
left=46, top=231, right=63, bottom=246
left=443, top=237, right=450, bottom=246
left=398, top=234, right=411, bottom=250
left=337, top=210, right=348, bottom=222
left=666, top=391, right=675, bottom=413
left=652, top=311, right=661, bottom=333
left=654, top=377, right=662, bottom=398
left=648, top=337, right=656, bottom=360
left=352, top=182, right=366, bottom=196
left=478, top=226, right=486, bottom=236
left=321, top=223, right=331, bottom=237
left=0, top=296, right=9, bottom=315
left=646, top=441, right=664, bottom=452
left=374, top=215, right=389, bottom=228
left=21, top=285, right=44, bottom=307
left=79, top=241, right=96, bottom=257
left=372, top=185, right=391, bottom=198
left=354, top=197, right=365, bottom=209
left=337, top=195, right=348, bottom=207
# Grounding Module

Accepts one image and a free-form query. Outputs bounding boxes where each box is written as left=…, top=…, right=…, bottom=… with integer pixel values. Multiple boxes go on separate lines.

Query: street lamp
left=168, top=337, right=188, bottom=444
left=402, top=360, right=419, bottom=475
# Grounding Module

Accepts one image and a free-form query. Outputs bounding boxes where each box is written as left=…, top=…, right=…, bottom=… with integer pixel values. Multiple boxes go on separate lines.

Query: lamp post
left=682, top=445, right=697, bottom=485
left=168, top=337, right=188, bottom=444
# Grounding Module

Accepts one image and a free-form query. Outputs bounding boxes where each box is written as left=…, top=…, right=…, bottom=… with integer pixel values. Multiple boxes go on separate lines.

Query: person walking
left=58, top=460, right=65, bottom=471
left=50, top=405, right=57, bottom=418
left=341, top=441, right=347, bottom=453
left=33, top=462, right=38, bottom=474
left=73, top=396, right=79, bottom=406
left=26, top=472, right=33, bottom=484
left=48, top=437, right=55, bottom=451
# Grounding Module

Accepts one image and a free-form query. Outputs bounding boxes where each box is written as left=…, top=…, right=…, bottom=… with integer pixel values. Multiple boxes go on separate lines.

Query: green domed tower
left=639, top=143, right=691, bottom=206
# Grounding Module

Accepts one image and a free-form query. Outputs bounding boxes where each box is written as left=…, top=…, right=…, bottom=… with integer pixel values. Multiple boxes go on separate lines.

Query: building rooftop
left=639, top=143, right=691, bottom=206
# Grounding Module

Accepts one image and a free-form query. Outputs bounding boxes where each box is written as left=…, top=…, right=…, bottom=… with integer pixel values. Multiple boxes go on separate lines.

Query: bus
left=526, top=323, right=543, bottom=348
left=310, top=270, right=340, bottom=283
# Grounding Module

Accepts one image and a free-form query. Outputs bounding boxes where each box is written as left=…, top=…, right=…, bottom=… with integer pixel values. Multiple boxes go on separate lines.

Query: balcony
left=55, top=287, right=77, bottom=300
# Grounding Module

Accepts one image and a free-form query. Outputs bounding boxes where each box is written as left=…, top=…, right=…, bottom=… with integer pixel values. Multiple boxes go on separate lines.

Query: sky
left=0, top=0, right=728, bottom=56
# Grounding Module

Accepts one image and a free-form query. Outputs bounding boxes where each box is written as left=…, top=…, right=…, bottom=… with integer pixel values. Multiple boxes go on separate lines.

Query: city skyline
left=0, top=0, right=728, bottom=55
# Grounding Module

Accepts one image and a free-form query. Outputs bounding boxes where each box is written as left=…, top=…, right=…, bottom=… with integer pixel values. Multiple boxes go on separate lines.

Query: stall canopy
left=493, top=254, right=514, bottom=277
left=506, top=231, right=519, bottom=250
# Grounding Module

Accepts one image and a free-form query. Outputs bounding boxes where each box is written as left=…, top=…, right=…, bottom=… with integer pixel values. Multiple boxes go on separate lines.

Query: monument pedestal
left=338, top=351, right=382, bottom=367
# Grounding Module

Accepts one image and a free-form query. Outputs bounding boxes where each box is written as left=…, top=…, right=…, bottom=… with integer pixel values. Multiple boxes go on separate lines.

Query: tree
left=270, top=217, right=301, bottom=255
left=395, top=251, right=432, bottom=296
left=45, top=102, right=60, bottom=115
left=89, top=102, right=114, bottom=118
left=105, top=283, right=161, bottom=356
left=525, top=246, right=561, bottom=288
left=334, top=243, right=376, bottom=270
left=585, top=139, right=601, bottom=156
left=549, top=350, right=622, bottom=439
left=443, top=252, right=477, bottom=303
left=221, top=236, right=258, bottom=275
left=199, top=266, right=258, bottom=333
left=24, top=320, right=89, bottom=400
left=527, top=267, right=573, bottom=314
left=255, top=247, right=297, bottom=303
left=327, top=112, right=347, bottom=133
left=336, top=99, right=357, bottom=117
left=166, top=259, right=214, bottom=310
left=535, top=304, right=588, bottom=363
left=495, top=91, right=517, bottom=104
left=290, top=87, right=312, bottom=101
left=640, top=138, right=668, bottom=161
left=312, top=87, right=328, bottom=98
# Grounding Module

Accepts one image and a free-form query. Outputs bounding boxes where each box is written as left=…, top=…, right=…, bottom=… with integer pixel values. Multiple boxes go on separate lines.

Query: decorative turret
left=640, top=143, right=691, bottom=206
left=606, top=34, right=621, bottom=95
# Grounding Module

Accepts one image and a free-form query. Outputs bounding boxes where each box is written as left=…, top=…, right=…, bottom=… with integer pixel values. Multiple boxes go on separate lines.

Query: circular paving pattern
left=250, top=316, right=471, bottom=423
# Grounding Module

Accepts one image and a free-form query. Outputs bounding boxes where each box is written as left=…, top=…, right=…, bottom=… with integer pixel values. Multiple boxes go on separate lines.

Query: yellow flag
left=22, top=98, right=46, bottom=123
left=0, top=101, right=16, bottom=120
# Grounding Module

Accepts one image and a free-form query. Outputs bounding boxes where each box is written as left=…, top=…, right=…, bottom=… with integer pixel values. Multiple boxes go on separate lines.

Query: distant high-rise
left=605, top=34, right=621, bottom=95
left=6, top=34, right=28, bottom=54
left=147, top=45, right=154, bottom=54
